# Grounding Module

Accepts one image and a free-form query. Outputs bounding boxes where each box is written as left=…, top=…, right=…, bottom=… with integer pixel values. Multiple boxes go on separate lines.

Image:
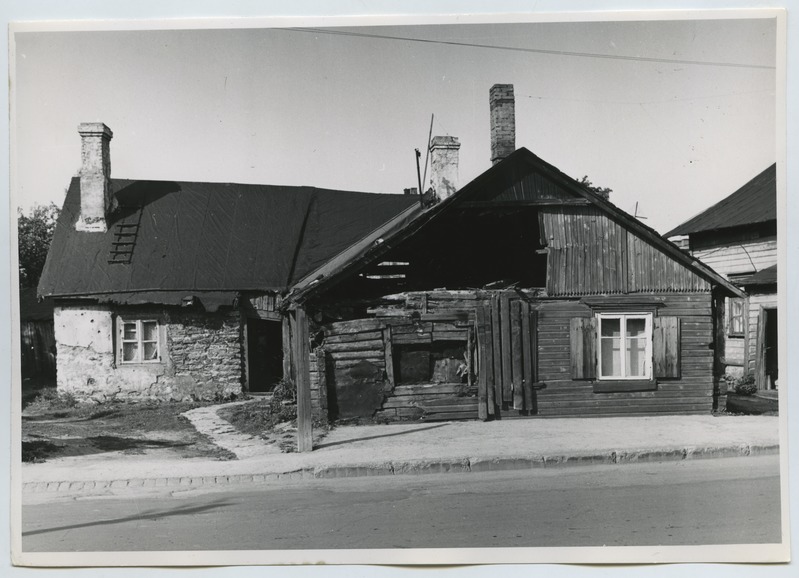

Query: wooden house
left=279, top=85, right=744, bottom=449
left=666, top=165, right=778, bottom=390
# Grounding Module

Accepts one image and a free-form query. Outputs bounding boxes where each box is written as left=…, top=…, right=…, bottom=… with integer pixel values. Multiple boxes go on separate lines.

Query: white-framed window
left=596, top=313, right=652, bottom=380
left=118, top=319, right=161, bottom=364
left=728, top=298, right=745, bottom=337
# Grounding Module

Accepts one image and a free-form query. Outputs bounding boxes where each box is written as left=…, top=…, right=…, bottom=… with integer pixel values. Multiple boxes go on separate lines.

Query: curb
left=21, top=443, right=779, bottom=495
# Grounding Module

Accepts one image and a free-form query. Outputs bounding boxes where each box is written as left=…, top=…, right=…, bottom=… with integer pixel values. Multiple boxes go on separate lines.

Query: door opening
left=764, top=308, right=778, bottom=390
left=247, top=318, right=283, bottom=393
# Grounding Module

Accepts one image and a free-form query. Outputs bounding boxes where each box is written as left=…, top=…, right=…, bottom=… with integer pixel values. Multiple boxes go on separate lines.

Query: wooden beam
left=383, top=327, right=395, bottom=392
left=475, top=308, right=489, bottom=421
left=500, top=293, right=513, bottom=404
left=521, top=301, right=533, bottom=411
left=511, top=300, right=524, bottom=410
left=491, top=294, right=503, bottom=411
left=294, top=307, right=313, bottom=453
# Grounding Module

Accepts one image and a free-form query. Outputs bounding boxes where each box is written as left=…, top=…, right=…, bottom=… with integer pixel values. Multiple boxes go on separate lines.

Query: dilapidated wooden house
left=40, top=85, right=744, bottom=451
left=666, top=164, right=778, bottom=390
left=278, top=85, right=744, bottom=448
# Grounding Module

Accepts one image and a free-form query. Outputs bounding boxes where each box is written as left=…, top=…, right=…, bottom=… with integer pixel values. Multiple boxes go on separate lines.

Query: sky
left=12, top=17, right=776, bottom=235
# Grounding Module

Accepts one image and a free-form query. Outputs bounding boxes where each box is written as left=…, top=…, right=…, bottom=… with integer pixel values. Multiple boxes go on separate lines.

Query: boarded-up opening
left=394, top=341, right=467, bottom=385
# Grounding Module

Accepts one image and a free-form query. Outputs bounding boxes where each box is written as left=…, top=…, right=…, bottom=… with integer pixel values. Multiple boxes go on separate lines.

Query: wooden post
left=755, top=306, right=767, bottom=390
left=294, top=307, right=313, bottom=452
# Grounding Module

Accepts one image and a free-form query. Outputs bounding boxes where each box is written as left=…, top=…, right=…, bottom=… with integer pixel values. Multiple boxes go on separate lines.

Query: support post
left=294, top=307, right=313, bottom=452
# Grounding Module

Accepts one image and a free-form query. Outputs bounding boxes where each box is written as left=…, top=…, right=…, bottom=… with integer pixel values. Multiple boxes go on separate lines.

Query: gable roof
left=665, top=164, right=776, bottom=237
left=287, top=148, right=745, bottom=304
left=38, top=178, right=417, bottom=300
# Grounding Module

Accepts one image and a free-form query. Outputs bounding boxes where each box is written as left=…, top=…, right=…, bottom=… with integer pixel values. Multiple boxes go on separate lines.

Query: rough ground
left=22, top=397, right=236, bottom=463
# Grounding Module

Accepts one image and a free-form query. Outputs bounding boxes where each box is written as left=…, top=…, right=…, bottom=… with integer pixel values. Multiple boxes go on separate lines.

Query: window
left=596, top=313, right=652, bottom=380
left=118, top=319, right=160, bottom=363
left=728, top=298, right=745, bottom=337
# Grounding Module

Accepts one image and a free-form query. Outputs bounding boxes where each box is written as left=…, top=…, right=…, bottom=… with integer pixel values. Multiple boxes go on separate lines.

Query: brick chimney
left=76, top=122, right=115, bottom=232
left=429, top=135, right=460, bottom=200
left=490, top=84, right=515, bottom=165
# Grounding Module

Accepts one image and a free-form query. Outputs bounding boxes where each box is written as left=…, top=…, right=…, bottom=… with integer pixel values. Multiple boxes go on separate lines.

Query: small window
left=596, top=313, right=652, bottom=380
left=728, top=298, right=745, bottom=337
left=119, top=319, right=161, bottom=363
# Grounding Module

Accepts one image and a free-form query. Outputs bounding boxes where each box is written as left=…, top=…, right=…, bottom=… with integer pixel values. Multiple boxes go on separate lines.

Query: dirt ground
left=22, top=388, right=236, bottom=463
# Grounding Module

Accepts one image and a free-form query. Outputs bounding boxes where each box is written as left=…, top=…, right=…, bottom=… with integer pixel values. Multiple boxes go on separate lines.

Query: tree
left=18, top=203, right=60, bottom=290
left=578, top=175, right=612, bottom=201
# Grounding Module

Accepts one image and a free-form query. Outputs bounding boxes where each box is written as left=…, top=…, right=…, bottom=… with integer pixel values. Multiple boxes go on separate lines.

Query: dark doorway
left=246, top=319, right=283, bottom=393
left=764, top=308, right=778, bottom=389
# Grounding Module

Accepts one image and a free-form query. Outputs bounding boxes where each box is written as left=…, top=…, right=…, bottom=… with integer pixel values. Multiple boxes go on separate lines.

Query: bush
left=269, top=378, right=297, bottom=423
left=734, top=375, right=757, bottom=396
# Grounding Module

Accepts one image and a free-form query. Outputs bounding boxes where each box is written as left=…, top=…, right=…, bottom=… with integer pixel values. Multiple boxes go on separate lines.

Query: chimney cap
left=430, top=135, right=461, bottom=150
left=78, top=122, right=113, bottom=138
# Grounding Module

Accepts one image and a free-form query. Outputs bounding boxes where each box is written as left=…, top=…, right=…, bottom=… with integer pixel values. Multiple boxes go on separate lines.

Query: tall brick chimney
left=489, top=84, right=515, bottom=165
left=76, top=122, right=115, bottom=232
left=429, top=135, right=461, bottom=200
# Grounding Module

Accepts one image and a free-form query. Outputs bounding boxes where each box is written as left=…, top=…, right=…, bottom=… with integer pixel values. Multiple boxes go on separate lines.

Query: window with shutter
left=596, top=313, right=653, bottom=380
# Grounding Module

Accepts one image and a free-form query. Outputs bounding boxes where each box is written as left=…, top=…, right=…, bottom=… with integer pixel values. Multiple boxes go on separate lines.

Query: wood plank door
left=476, top=293, right=537, bottom=418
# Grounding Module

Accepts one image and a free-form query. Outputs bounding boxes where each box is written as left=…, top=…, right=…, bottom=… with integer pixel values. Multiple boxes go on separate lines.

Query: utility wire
left=283, top=27, right=775, bottom=70
left=521, top=89, right=773, bottom=106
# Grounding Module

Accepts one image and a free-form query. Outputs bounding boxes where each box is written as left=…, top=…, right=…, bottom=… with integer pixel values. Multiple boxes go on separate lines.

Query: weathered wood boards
left=293, top=307, right=313, bottom=452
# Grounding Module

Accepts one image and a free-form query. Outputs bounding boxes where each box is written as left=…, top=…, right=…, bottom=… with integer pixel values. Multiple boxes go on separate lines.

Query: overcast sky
left=11, top=16, right=776, bottom=234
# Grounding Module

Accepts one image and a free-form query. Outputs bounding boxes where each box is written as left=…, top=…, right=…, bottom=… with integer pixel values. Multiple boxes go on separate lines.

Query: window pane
left=626, top=338, right=647, bottom=377
left=122, top=342, right=139, bottom=362
left=626, top=318, right=646, bottom=338
left=601, top=318, right=620, bottom=338
left=122, top=323, right=137, bottom=340
left=142, top=321, right=158, bottom=341
left=601, top=337, right=621, bottom=377
left=143, top=342, right=158, bottom=361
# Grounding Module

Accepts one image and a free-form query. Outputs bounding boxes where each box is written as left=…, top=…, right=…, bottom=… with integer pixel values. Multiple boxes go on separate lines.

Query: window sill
left=593, top=380, right=657, bottom=393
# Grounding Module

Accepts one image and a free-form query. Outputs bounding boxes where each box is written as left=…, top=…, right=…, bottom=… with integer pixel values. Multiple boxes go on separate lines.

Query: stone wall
left=54, top=303, right=243, bottom=402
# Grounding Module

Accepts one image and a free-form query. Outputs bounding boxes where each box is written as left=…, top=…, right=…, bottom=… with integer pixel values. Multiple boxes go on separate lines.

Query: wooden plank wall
left=536, top=292, right=714, bottom=416
left=541, top=207, right=711, bottom=296
left=321, top=310, right=478, bottom=421
left=692, top=237, right=776, bottom=277
left=317, top=289, right=715, bottom=420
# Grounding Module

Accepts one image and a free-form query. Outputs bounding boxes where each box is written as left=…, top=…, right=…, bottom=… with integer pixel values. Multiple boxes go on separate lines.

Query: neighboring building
left=40, top=85, right=744, bottom=444
left=666, top=165, right=778, bottom=391
left=38, top=123, right=416, bottom=404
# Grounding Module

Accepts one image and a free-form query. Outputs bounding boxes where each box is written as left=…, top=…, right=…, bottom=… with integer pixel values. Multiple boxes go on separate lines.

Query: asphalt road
left=21, top=455, right=781, bottom=552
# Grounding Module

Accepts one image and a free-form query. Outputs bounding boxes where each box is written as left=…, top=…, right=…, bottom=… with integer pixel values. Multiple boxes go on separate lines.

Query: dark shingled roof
left=738, top=263, right=777, bottom=287
left=38, top=178, right=417, bottom=298
left=665, top=164, right=776, bottom=237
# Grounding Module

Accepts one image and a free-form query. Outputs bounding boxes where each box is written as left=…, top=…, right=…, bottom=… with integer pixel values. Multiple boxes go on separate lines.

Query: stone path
left=182, top=399, right=281, bottom=460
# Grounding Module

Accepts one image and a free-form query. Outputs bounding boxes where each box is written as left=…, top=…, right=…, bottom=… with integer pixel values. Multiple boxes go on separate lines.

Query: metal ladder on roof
left=108, top=208, right=143, bottom=265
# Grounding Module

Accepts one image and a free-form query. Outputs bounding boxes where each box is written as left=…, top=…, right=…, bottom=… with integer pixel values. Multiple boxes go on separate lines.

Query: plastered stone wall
left=54, top=304, right=243, bottom=402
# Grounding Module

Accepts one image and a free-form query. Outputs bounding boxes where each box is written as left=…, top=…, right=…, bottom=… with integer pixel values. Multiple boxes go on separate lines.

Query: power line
left=521, top=89, right=774, bottom=106
left=282, top=27, right=775, bottom=71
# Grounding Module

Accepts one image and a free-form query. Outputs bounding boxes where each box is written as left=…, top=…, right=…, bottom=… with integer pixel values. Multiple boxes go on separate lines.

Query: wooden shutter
left=570, top=317, right=597, bottom=379
left=653, top=316, right=680, bottom=378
